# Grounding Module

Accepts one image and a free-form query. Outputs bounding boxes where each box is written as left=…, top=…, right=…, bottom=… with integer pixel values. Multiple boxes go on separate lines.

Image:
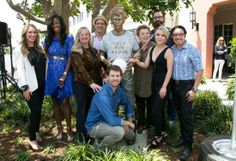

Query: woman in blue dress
left=43, top=15, right=74, bottom=141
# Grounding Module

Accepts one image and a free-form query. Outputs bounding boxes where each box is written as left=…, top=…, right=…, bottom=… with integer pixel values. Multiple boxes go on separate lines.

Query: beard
left=154, top=21, right=163, bottom=29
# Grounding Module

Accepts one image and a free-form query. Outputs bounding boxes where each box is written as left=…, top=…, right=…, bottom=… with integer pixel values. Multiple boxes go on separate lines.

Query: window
left=214, top=24, right=233, bottom=46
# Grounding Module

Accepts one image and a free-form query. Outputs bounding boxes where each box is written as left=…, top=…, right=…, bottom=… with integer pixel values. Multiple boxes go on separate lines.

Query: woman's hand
left=128, top=58, right=139, bottom=64
left=90, top=83, right=102, bottom=93
left=159, top=86, right=167, bottom=99
left=59, top=75, right=67, bottom=87
left=23, top=90, right=32, bottom=101
left=103, top=77, right=108, bottom=84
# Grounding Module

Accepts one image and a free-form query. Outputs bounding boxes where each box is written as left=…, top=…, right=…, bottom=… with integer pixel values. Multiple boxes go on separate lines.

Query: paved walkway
left=198, top=76, right=233, bottom=106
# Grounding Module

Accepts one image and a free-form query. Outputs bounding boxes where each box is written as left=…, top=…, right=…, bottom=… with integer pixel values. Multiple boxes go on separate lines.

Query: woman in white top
left=13, top=24, right=46, bottom=150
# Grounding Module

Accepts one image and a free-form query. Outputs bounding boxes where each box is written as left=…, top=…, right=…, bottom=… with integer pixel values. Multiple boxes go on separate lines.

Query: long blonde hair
left=20, top=24, right=45, bottom=57
left=71, top=27, right=92, bottom=54
left=215, top=36, right=226, bottom=47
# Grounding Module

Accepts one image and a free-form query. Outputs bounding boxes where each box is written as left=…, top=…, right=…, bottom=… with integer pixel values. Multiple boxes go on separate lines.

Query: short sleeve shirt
left=101, top=31, right=139, bottom=62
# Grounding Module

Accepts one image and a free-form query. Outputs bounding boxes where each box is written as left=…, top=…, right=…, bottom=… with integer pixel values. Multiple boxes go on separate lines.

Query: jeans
left=213, top=59, right=225, bottom=80
left=88, top=123, right=135, bottom=147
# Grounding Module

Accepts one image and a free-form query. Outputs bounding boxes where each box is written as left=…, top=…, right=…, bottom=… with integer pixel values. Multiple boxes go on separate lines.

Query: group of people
left=13, top=6, right=204, bottom=160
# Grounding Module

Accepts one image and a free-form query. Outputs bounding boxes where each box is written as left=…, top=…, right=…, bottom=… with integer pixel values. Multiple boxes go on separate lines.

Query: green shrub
left=0, top=92, right=29, bottom=132
left=59, top=144, right=170, bottom=161
left=228, top=37, right=236, bottom=71
left=42, top=96, right=53, bottom=119
left=226, top=75, right=235, bottom=100
left=193, top=91, right=233, bottom=135
left=199, top=105, right=233, bottom=135
left=193, top=91, right=222, bottom=126
left=200, top=75, right=208, bottom=85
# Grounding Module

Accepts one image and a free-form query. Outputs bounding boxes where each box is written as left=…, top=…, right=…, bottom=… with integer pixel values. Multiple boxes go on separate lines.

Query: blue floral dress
left=44, top=35, right=74, bottom=99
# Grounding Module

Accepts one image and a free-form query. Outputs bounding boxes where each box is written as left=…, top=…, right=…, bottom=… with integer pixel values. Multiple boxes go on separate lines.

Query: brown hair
left=136, top=25, right=150, bottom=36
left=107, top=65, right=122, bottom=76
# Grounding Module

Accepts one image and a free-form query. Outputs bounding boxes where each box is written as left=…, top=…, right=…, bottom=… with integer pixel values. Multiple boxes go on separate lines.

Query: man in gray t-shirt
left=100, top=6, right=139, bottom=106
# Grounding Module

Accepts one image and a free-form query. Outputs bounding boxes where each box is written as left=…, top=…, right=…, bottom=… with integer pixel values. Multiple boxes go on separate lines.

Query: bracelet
left=63, top=72, right=67, bottom=76
left=192, top=87, right=198, bottom=93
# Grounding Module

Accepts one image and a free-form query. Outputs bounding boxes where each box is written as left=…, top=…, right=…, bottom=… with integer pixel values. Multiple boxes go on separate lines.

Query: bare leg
left=62, top=97, right=72, bottom=141
left=52, top=98, right=63, bottom=139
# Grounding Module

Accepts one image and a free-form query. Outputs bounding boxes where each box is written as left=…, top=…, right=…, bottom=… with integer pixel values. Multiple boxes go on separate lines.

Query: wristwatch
left=192, top=87, right=198, bottom=93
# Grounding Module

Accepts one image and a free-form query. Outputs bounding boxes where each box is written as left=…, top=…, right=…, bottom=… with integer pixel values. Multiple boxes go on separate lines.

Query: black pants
left=73, top=81, right=94, bottom=139
left=26, top=86, right=44, bottom=140
left=172, top=79, right=194, bottom=146
left=135, top=94, right=152, bottom=127
left=151, top=84, right=169, bottom=136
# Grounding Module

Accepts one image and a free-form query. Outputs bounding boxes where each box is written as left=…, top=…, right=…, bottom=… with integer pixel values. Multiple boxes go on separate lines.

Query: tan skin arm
left=59, top=57, right=71, bottom=87
left=99, top=51, right=110, bottom=66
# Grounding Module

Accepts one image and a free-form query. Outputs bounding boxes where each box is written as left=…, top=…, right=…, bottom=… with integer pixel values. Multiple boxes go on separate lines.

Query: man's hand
left=186, top=90, right=196, bottom=102
left=123, top=125, right=130, bottom=134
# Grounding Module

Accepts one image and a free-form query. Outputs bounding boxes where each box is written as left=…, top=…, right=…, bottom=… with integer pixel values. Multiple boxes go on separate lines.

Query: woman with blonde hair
left=71, top=27, right=106, bottom=142
left=130, top=26, right=173, bottom=148
left=213, top=36, right=228, bottom=82
left=13, top=24, right=46, bottom=150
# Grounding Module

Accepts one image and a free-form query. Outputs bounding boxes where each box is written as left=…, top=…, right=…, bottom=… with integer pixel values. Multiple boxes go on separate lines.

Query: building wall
left=177, top=0, right=236, bottom=78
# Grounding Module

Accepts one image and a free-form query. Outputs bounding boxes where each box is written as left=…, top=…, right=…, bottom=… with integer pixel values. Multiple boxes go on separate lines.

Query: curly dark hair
left=45, top=14, right=67, bottom=52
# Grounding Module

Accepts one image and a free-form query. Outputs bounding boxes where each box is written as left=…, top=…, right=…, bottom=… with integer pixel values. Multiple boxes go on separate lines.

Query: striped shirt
left=172, top=42, right=203, bottom=80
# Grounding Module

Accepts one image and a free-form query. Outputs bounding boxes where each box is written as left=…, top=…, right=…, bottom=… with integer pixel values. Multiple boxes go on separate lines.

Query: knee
left=112, top=127, right=125, bottom=141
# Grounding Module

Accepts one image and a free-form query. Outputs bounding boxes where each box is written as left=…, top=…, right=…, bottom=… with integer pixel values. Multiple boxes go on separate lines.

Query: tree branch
left=102, top=0, right=117, bottom=20
left=6, top=0, right=46, bottom=25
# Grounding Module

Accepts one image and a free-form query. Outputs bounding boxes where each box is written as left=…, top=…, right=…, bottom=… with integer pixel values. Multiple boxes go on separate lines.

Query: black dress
left=150, top=46, right=170, bottom=136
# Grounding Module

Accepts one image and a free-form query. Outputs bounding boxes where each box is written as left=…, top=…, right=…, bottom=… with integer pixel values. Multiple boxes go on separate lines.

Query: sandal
left=161, top=131, right=168, bottom=138
left=149, top=135, right=163, bottom=148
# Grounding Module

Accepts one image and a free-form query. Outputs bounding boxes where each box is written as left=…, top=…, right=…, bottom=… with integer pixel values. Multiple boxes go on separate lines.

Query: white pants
left=213, top=59, right=225, bottom=80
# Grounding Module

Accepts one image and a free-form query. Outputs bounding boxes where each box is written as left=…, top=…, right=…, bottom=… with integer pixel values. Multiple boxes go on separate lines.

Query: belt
left=49, top=55, right=67, bottom=60
left=173, top=79, right=194, bottom=84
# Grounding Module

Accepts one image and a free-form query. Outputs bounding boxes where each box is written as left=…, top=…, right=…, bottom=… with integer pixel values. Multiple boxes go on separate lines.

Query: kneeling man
left=85, top=65, right=136, bottom=147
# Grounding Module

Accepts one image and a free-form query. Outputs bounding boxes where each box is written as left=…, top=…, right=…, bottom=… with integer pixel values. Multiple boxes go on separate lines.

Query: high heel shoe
left=67, top=127, right=73, bottom=141
left=36, top=132, right=43, bottom=142
left=56, top=126, right=63, bottom=140
left=149, top=135, right=163, bottom=149
left=28, top=140, right=43, bottom=151
left=67, top=133, right=73, bottom=141
left=161, top=131, right=168, bottom=139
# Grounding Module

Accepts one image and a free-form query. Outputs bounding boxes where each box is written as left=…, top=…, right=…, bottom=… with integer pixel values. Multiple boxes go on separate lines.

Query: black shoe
left=172, top=138, right=185, bottom=148
left=126, top=139, right=136, bottom=146
left=180, top=146, right=192, bottom=160
left=137, top=126, right=144, bottom=134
